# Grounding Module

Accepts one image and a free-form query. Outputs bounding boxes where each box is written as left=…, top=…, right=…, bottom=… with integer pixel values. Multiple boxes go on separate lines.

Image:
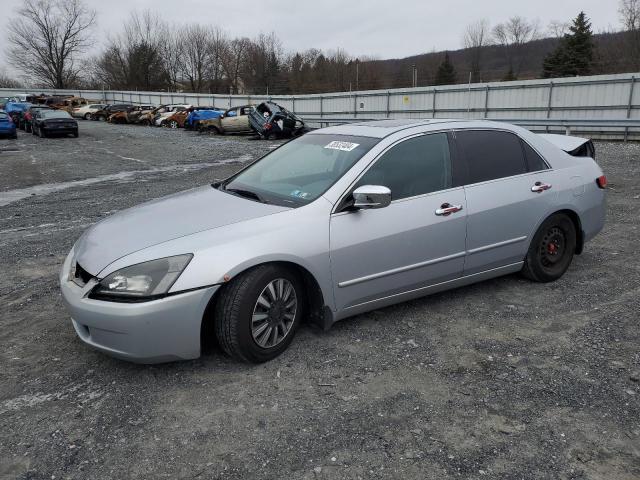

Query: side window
left=521, top=141, right=549, bottom=172
left=456, top=130, right=527, bottom=184
left=355, top=133, right=452, bottom=201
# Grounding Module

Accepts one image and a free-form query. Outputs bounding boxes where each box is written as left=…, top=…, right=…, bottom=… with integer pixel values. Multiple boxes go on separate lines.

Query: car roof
left=309, top=119, right=518, bottom=139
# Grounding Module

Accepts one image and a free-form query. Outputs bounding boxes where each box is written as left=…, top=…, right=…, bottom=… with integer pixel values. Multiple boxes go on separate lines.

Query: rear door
left=455, top=129, right=556, bottom=275
left=330, top=132, right=467, bottom=311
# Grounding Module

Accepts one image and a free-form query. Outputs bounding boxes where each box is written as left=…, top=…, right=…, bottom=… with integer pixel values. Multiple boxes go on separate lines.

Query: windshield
left=222, top=134, right=379, bottom=207
left=42, top=110, right=72, bottom=119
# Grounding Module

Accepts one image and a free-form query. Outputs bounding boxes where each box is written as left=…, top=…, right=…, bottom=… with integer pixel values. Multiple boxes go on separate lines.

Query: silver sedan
left=60, top=119, right=607, bottom=363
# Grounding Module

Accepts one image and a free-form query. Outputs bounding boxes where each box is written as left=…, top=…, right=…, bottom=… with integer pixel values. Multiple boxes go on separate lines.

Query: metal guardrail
left=302, top=117, right=640, bottom=140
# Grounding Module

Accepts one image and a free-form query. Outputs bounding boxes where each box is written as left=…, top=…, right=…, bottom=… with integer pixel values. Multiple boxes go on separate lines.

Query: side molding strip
left=338, top=251, right=466, bottom=288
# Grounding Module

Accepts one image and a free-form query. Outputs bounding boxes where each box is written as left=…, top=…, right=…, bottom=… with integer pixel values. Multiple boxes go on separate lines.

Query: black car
left=22, top=105, right=54, bottom=133
left=91, top=104, right=133, bottom=121
left=32, top=110, right=79, bottom=138
left=249, top=101, right=306, bottom=139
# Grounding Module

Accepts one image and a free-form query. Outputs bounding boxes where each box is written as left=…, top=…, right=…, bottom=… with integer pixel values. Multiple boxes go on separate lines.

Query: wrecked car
left=198, top=105, right=255, bottom=135
left=185, top=108, right=225, bottom=130
left=91, top=104, right=133, bottom=121
left=72, top=103, right=108, bottom=120
left=249, top=101, right=306, bottom=139
left=108, top=105, right=155, bottom=124
left=153, top=105, right=191, bottom=127
left=4, top=102, right=32, bottom=128
left=55, top=97, right=90, bottom=114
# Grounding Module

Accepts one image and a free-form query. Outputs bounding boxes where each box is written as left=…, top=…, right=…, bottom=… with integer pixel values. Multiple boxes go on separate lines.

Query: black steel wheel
left=214, top=264, right=304, bottom=363
left=522, top=213, right=577, bottom=282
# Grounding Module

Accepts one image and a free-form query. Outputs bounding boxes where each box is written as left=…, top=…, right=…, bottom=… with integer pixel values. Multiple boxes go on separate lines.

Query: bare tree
left=243, top=33, right=284, bottom=94
left=207, top=27, right=228, bottom=93
left=7, top=0, right=95, bottom=88
left=222, top=38, right=250, bottom=94
left=0, top=72, right=21, bottom=88
left=547, top=21, right=570, bottom=38
left=493, top=16, right=540, bottom=78
left=159, top=23, right=183, bottom=90
left=463, top=19, right=490, bottom=82
left=619, top=0, right=640, bottom=67
left=93, top=11, right=169, bottom=90
left=620, top=0, right=640, bottom=29
left=177, top=24, right=212, bottom=92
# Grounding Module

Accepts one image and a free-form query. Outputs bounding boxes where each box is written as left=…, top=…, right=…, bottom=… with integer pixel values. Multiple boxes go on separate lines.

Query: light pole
left=356, top=59, right=360, bottom=92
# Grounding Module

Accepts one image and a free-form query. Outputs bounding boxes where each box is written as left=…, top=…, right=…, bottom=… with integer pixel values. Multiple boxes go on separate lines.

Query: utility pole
left=412, top=64, right=417, bottom=88
left=356, top=59, right=360, bottom=91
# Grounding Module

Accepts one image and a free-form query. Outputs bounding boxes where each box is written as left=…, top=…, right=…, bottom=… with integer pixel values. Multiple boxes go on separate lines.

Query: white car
left=73, top=104, right=108, bottom=120
left=153, top=105, right=191, bottom=126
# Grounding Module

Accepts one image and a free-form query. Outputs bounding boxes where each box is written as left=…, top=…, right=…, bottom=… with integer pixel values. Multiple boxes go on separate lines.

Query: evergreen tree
left=542, top=11, right=594, bottom=78
left=435, top=53, right=457, bottom=85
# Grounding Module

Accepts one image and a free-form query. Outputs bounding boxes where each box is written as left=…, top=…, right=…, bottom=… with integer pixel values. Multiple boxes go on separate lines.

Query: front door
left=330, top=132, right=467, bottom=311
left=221, top=108, right=241, bottom=132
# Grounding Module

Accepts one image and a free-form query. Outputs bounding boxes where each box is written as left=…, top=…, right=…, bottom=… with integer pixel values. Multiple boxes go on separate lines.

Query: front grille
left=73, top=262, right=93, bottom=287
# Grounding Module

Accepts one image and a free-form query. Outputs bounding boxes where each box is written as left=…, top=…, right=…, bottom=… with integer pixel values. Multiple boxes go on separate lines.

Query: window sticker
left=290, top=190, right=310, bottom=199
left=324, top=141, right=360, bottom=152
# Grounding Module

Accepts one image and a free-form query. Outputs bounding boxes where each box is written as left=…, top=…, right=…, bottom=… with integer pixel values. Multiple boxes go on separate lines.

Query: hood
left=74, top=186, right=289, bottom=275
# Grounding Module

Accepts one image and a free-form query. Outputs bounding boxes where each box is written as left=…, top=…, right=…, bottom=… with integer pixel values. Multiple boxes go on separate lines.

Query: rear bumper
left=60, top=253, right=218, bottom=363
left=43, top=126, right=77, bottom=134
left=0, top=127, right=16, bottom=137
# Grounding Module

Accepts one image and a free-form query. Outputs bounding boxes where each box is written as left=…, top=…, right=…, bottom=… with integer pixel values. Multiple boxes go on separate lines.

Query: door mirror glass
left=352, top=185, right=392, bottom=210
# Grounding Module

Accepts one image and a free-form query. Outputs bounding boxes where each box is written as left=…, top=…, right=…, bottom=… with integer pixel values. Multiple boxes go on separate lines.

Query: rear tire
left=522, top=213, right=576, bottom=283
left=84, top=113, right=91, bottom=120
left=214, top=264, right=304, bottom=363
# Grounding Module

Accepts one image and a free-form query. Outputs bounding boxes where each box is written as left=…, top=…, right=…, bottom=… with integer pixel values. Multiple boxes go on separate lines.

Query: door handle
left=435, top=203, right=463, bottom=216
left=531, top=181, right=552, bottom=193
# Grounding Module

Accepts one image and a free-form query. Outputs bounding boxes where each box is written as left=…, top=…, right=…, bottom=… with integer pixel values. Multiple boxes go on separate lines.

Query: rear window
left=456, top=130, right=528, bottom=184
left=42, top=110, right=72, bottom=119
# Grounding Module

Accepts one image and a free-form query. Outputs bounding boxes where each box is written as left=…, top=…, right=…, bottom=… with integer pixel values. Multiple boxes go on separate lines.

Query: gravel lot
left=0, top=121, right=638, bottom=480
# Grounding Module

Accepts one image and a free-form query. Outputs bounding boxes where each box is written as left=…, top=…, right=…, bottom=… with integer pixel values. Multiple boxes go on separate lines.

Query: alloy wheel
left=251, top=278, right=297, bottom=348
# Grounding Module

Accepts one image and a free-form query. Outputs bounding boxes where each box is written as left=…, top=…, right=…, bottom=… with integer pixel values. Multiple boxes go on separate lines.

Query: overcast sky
left=0, top=0, right=622, bottom=72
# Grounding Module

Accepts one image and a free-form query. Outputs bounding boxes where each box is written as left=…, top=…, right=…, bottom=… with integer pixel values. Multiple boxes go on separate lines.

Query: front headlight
left=90, top=254, right=193, bottom=301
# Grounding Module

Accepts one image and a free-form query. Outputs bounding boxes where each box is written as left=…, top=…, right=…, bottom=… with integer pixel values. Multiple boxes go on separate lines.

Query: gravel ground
left=0, top=121, right=638, bottom=480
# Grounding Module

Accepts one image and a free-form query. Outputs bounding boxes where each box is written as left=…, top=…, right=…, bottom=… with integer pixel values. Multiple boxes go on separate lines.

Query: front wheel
left=84, top=113, right=91, bottom=120
left=214, top=265, right=304, bottom=363
left=522, top=213, right=576, bottom=283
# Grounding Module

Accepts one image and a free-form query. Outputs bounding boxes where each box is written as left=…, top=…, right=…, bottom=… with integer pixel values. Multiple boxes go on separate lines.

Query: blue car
left=0, top=111, right=17, bottom=139
left=186, top=109, right=224, bottom=130
left=4, top=102, right=32, bottom=128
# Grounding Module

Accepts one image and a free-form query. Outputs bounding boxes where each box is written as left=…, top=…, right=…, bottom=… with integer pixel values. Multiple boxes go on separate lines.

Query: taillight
left=264, top=123, right=272, bottom=130
left=596, top=175, right=607, bottom=189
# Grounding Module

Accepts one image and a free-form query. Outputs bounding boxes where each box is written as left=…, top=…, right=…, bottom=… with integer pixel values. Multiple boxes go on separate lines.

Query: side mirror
left=352, top=185, right=392, bottom=210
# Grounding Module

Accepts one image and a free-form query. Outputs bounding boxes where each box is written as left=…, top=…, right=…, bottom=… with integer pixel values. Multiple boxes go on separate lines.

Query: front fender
left=98, top=198, right=336, bottom=311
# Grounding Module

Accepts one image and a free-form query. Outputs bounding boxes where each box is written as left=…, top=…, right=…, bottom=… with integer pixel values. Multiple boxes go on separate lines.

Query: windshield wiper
left=224, top=187, right=269, bottom=204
